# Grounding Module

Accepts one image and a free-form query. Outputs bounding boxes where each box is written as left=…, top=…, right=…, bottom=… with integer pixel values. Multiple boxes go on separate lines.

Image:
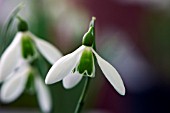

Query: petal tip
left=62, top=80, right=74, bottom=89
left=117, top=85, right=126, bottom=96
left=0, top=95, right=12, bottom=103
left=45, top=78, right=50, bottom=84
left=62, top=72, right=83, bottom=89
left=45, top=76, right=56, bottom=85
left=45, top=75, right=57, bottom=85
left=62, top=83, right=72, bottom=89
left=120, top=88, right=126, bottom=96
left=62, top=81, right=76, bottom=89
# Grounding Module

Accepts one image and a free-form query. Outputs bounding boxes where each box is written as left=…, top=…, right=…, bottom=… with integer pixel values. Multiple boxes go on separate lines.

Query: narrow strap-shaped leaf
left=0, top=3, right=24, bottom=55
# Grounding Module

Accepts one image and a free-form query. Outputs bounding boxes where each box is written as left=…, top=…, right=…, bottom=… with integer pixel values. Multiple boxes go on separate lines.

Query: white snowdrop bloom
left=0, top=21, right=62, bottom=82
left=45, top=18, right=125, bottom=95
left=0, top=18, right=56, bottom=113
left=0, top=60, right=52, bottom=113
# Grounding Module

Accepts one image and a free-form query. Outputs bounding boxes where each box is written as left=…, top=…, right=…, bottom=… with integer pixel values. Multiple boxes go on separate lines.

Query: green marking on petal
left=21, top=34, right=36, bottom=59
left=25, top=72, right=35, bottom=94
left=72, top=68, right=76, bottom=73
left=77, top=47, right=94, bottom=77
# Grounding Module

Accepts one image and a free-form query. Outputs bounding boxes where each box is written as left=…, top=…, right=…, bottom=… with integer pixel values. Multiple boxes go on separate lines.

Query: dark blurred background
left=0, top=0, right=170, bottom=113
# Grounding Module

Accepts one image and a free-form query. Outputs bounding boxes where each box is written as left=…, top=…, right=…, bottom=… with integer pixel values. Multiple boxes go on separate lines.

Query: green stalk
left=74, top=77, right=90, bottom=113
left=74, top=17, right=96, bottom=113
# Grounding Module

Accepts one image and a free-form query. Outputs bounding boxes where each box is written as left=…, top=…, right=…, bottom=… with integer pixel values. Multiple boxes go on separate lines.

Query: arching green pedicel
left=21, top=35, right=35, bottom=59
left=77, top=47, right=94, bottom=77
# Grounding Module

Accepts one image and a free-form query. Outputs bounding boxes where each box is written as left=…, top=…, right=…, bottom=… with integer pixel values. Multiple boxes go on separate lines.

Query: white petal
left=62, top=72, right=83, bottom=89
left=0, top=65, right=30, bottom=103
left=90, top=61, right=95, bottom=77
left=45, top=45, right=85, bottom=84
left=29, top=32, right=62, bottom=64
left=92, top=49, right=125, bottom=95
left=34, top=76, right=52, bottom=113
left=0, top=32, right=22, bottom=82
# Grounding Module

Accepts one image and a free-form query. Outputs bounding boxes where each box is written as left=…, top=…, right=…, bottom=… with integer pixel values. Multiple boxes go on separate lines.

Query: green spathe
left=21, top=35, right=35, bottom=59
left=77, top=47, right=94, bottom=77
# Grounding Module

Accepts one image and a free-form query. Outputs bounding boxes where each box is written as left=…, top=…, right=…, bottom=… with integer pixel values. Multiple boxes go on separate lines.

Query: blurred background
left=1, top=0, right=170, bottom=113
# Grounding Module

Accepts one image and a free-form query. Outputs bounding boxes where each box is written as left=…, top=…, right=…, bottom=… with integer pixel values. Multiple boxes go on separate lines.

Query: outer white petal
left=0, top=64, right=30, bottom=103
left=29, top=32, right=62, bottom=64
left=45, top=45, right=85, bottom=84
left=0, top=32, right=22, bottom=82
left=62, top=72, right=83, bottom=89
left=91, top=48, right=125, bottom=95
left=34, top=76, right=52, bottom=113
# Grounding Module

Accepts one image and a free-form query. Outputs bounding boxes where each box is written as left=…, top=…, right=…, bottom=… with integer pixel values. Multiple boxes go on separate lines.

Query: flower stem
left=74, top=17, right=96, bottom=113
left=74, top=77, right=90, bottom=113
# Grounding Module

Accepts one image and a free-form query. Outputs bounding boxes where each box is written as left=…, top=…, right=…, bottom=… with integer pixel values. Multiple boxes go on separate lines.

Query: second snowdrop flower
left=0, top=60, right=52, bottom=113
left=0, top=17, right=62, bottom=82
left=45, top=17, right=125, bottom=95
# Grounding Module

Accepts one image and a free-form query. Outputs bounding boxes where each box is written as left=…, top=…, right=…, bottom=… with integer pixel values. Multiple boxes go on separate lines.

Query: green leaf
left=0, top=3, right=24, bottom=56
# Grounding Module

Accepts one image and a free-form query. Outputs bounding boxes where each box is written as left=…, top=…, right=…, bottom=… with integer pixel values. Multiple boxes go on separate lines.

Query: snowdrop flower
left=0, top=60, right=52, bottom=113
left=0, top=17, right=59, bottom=112
left=45, top=17, right=125, bottom=95
left=0, top=18, right=62, bottom=82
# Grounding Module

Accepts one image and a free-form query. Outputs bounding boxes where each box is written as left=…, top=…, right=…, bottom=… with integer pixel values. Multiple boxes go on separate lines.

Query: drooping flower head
left=45, top=17, right=125, bottom=95
left=0, top=17, right=62, bottom=82
left=0, top=17, right=62, bottom=113
left=0, top=60, right=52, bottom=113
